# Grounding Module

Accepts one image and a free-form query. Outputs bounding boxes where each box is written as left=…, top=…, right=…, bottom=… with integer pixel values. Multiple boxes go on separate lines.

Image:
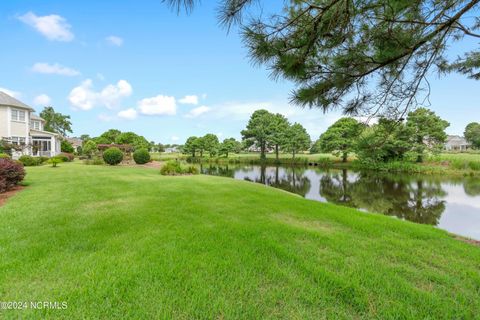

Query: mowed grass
left=1, top=163, right=479, bottom=319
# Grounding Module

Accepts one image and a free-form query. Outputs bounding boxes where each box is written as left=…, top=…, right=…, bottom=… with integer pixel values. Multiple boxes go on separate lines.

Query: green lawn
left=1, top=163, right=479, bottom=319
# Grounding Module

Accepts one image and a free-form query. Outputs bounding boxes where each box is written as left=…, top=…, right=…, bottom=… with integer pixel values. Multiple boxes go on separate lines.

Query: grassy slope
left=0, top=163, right=479, bottom=319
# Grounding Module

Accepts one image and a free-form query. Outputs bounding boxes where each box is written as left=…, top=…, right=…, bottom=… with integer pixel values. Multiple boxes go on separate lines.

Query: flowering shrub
left=0, top=158, right=25, bottom=193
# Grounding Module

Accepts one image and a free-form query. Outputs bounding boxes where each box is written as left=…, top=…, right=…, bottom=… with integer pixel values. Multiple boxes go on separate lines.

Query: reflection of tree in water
left=320, top=171, right=447, bottom=225
left=200, top=164, right=235, bottom=178
left=464, top=178, right=480, bottom=196
left=268, top=166, right=311, bottom=197
left=243, top=165, right=311, bottom=197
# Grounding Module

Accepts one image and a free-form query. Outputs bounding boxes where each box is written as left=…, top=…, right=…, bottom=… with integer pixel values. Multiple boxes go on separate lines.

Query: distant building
left=445, top=135, right=470, bottom=151
left=164, top=147, right=179, bottom=153
left=67, top=137, right=83, bottom=153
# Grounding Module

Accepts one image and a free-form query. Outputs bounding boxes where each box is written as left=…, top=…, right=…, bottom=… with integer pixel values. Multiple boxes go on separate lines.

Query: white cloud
left=137, top=95, right=176, bottom=116
left=0, top=87, right=21, bottom=98
left=18, top=12, right=74, bottom=42
left=31, top=62, right=80, bottom=76
left=117, top=108, right=137, bottom=120
left=33, top=94, right=51, bottom=106
left=179, top=95, right=198, bottom=105
left=68, top=79, right=132, bottom=110
left=106, top=35, right=123, bottom=47
left=185, top=105, right=211, bottom=118
left=98, top=113, right=114, bottom=122
left=171, top=136, right=180, bottom=142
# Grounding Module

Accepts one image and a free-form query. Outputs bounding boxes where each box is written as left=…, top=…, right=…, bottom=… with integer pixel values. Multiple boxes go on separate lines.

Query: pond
left=200, top=164, right=480, bottom=240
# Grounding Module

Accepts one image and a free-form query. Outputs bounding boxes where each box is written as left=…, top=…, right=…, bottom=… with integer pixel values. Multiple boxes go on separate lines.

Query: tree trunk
left=275, top=144, right=279, bottom=160
left=192, top=150, right=196, bottom=157
left=342, top=152, right=348, bottom=163
left=292, top=150, right=296, bottom=159
left=260, top=141, right=266, bottom=160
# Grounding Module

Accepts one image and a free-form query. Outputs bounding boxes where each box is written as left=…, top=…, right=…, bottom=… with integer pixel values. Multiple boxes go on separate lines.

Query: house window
left=11, top=109, right=26, bottom=122
left=31, top=121, right=41, bottom=130
left=11, top=136, right=26, bottom=145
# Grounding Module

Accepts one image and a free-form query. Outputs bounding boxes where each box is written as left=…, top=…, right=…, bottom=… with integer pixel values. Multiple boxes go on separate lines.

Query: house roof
left=0, top=91, right=35, bottom=111
left=30, top=129, right=58, bottom=137
left=30, top=114, right=45, bottom=121
left=446, top=135, right=470, bottom=145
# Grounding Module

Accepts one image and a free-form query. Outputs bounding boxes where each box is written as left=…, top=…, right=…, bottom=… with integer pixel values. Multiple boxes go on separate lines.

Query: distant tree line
left=183, top=109, right=311, bottom=159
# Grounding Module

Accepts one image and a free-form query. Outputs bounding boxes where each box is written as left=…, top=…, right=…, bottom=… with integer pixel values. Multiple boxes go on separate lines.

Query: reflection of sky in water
left=205, top=165, right=480, bottom=240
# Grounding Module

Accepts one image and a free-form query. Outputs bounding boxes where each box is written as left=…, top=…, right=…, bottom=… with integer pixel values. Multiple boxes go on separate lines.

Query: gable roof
left=0, top=91, right=35, bottom=111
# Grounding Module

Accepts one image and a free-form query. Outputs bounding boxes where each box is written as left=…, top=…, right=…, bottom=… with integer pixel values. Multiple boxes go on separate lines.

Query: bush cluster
left=160, top=161, right=199, bottom=176
left=0, top=153, right=11, bottom=159
left=0, top=158, right=25, bottom=193
left=18, top=155, right=44, bottom=166
left=103, top=147, right=124, bottom=165
left=58, top=153, right=74, bottom=162
left=133, top=148, right=151, bottom=164
left=84, top=157, right=105, bottom=165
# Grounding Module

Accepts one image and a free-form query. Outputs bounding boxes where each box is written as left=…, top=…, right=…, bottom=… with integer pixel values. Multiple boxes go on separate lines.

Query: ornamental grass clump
left=160, top=161, right=199, bottom=176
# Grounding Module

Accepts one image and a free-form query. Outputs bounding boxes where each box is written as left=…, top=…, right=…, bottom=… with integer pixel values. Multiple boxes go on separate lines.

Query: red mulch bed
left=0, top=186, right=25, bottom=207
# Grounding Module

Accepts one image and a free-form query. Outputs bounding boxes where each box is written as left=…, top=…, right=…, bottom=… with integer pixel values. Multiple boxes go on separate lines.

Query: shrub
left=0, top=153, right=10, bottom=159
left=58, top=153, right=74, bottom=162
left=103, top=147, right=124, bottom=165
left=133, top=148, right=151, bottom=164
left=0, top=158, right=25, bottom=193
left=160, top=161, right=199, bottom=176
left=18, top=155, right=41, bottom=166
left=84, top=156, right=104, bottom=165
left=48, top=157, right=63, bottom=167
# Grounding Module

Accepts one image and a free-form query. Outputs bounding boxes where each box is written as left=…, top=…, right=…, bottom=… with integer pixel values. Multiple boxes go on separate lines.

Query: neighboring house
left=164, top=147, right=179, bottom=153
left=0, top=91, right=61, bottom=159
left=445, top=135, right=471, bottom=151
left=66, top=137, right=83, bottom=153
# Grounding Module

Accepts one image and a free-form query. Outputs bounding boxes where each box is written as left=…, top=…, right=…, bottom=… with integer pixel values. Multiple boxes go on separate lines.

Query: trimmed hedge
left=133, top=148, right=151, bottom=164
left=0, top=158, right=25, bottom=193
left=103, top=147, right=124, bottom=165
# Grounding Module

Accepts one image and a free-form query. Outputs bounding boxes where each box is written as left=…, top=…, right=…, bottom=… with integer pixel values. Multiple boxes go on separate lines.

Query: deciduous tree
left=40, top=106, right=72, bottom=136
left=406, top=108, right=449, bottom=162
left=282, top=123, right=311, bottom=159
left=464, top=122, right=480, bottom=148
left=317, top=118, right=363, bottom=162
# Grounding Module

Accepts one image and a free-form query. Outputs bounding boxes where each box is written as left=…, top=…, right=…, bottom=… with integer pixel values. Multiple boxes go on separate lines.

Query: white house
left=0, top=91, right=61, bottom=159
left=445, top=135, right=471, bottom=151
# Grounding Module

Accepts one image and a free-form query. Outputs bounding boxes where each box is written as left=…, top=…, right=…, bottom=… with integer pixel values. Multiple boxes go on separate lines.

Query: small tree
left=282, top=123, right=311, bottom=159
left=219, top=138, right=240, bottom=158
left=83, top=140, right=98, bottom=159
left=464, top=122, right=480, bottom=149
left=241, top=109, right=275, bottom=160
left=202, top=134, right=219, bottom=157
left=318, top=118, right=363, bottom=162
left=61, top=140, right=75, bottom=153
left=183, top=136, right=200, bottom=157
left=406, top=108, right=449, bottom=162
left=269, top=113, right=290, bottom=160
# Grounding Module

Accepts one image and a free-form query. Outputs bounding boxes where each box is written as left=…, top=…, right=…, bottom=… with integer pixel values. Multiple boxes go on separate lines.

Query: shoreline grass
left=151, top=152, right=480, bottom=176
left=0, top=163, right=479, bottom=318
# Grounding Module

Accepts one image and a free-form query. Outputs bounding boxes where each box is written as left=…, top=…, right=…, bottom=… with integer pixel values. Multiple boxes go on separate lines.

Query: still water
left=201, top=164, right=480, bottom=240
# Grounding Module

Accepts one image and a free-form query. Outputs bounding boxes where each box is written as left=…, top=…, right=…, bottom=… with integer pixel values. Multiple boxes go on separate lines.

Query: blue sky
left=0, top=1, right=478, bottom=143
